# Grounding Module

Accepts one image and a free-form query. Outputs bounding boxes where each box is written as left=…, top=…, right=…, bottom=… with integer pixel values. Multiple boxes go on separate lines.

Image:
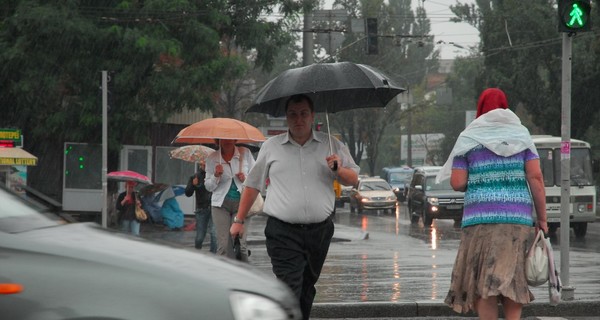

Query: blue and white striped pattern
left=453, top=145, right=538, bottom=228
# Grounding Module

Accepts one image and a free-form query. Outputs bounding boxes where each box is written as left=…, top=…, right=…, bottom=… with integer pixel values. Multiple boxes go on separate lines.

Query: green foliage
left=452, top=0, right=600, bottom=142
left=330, top=0, right=436, bottom=175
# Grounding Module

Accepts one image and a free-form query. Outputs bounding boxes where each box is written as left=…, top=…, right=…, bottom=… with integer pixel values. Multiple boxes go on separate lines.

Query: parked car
left=350, top=177, right=397, bottom=214
left=381, top=166, right=414, bottom=202
left=0, top=186, right=301, bottom=320
left=406, top=166, right=465, bottom=226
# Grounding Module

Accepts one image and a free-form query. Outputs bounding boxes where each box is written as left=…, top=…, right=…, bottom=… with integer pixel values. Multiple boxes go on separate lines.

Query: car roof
left=359, top=177, right=388, bottom=183
left=382, top=167, right=413, bottom=173
left=413, top=166, right=442, bottom=174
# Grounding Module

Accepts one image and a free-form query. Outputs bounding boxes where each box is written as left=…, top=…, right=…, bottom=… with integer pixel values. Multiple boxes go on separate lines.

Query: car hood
left=425, top=189, right=464, bottom=198
left=361, top=190, right=395, bottom=198
left=1, top=222, right=299, bottom=319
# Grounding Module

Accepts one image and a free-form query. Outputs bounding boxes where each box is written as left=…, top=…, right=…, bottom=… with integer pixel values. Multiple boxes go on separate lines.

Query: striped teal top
left=452, top=145, right=538, bottom=228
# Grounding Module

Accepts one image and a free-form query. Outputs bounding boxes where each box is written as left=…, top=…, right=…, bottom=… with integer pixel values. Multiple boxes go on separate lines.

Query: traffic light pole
left=560, top=33, right=574, bottom=301
left=101, top=71, right=109, bottom=229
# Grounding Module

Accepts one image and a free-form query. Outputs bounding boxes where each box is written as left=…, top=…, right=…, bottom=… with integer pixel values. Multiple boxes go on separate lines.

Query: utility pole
left=560, top=32, right=574, bottom=301
left=101, top=71, right=108, bottom=228
left=303, top=3, right=314, bottom=66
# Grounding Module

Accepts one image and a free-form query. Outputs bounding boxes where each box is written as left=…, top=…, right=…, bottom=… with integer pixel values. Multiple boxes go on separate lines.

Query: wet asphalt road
left=139, top=202, right=600, bottom=319
left=241, top=203, right=600, bottom=304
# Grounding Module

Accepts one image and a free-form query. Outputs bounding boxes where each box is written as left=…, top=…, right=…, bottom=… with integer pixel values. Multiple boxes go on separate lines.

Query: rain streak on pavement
left=242, top=204, right=600, bottom=304
left=141, top=202, right=600, bottom=319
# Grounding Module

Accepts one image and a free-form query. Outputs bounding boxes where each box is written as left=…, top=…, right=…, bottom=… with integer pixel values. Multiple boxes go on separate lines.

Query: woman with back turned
left=436, top=88, right=548, bottom=320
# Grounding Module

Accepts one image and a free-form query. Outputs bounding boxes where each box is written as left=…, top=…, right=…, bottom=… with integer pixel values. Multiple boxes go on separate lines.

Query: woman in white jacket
left=205, top=139, right=255, bottom=260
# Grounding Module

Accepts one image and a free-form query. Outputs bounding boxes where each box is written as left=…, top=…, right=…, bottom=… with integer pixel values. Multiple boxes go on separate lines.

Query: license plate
left=447, top=205, right=462, bottom=210
left=548, top=218, right=561, bottom=223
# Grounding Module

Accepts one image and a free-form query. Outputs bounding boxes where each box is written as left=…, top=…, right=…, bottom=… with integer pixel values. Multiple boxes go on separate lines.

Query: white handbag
left=525, top=230, right=549, bottom=287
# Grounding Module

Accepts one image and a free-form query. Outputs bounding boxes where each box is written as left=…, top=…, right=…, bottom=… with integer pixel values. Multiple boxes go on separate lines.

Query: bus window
left=550, top=149, right=594, bottom=186
left=537, top=148, right=554, bottom=187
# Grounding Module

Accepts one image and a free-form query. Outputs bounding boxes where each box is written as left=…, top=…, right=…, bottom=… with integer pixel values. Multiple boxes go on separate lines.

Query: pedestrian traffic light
left=558, top=0, right=591, bottom=33
left=366, top=17, right=378, bottom=55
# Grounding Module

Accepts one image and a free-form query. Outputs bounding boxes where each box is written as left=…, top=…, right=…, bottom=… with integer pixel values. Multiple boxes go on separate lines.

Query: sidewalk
left=140, top=214, right=600, bottom=319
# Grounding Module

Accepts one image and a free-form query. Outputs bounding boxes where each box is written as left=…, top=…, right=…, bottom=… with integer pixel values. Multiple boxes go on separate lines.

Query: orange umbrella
left=171, top=118, right=266, bottom=145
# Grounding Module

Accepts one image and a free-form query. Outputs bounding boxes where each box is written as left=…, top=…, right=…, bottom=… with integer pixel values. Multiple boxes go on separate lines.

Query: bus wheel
left=573, top=223, right=588, bottom=238
left=548, top=224, right=558, bottom=236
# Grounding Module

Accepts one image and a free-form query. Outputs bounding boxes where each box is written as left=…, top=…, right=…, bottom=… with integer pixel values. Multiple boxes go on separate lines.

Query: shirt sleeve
left=525, top=148, right=540, bottom=161
left=452, top=155, right=468, bottom=170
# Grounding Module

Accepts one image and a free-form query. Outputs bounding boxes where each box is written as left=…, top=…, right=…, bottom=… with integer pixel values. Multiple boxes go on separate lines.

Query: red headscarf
left=476, top=88, right=508, bottom=118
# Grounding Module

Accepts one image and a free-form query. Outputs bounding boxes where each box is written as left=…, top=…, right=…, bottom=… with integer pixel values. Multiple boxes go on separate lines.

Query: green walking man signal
left=558, top=0, right=591, bottom=33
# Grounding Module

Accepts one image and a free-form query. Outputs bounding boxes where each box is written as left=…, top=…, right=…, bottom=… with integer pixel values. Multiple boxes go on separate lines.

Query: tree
left=450, top=0, right=600, bottom=140
left=0, top=0, right=305, bottom=199
left=329, top=0, right=436, bottom=176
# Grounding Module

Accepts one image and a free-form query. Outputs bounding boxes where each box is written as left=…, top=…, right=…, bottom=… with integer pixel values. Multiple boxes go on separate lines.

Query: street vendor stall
left=0, top=128, right=37, bottom=193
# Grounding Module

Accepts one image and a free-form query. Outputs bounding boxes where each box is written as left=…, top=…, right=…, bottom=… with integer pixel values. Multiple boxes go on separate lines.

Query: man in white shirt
left=230, top=94, right=359, bottom=320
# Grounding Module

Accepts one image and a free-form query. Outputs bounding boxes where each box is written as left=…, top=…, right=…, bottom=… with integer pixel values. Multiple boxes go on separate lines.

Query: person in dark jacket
left=185, top=160, right=216, bottom=252
left=116, top=180, right=142, bottom=236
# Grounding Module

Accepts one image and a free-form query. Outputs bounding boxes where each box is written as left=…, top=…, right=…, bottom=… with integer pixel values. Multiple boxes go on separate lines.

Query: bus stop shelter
left=0, top=147, right=38, bottom=192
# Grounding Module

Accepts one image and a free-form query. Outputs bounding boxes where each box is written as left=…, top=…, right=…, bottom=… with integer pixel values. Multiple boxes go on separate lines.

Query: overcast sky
left=419, top=0, right=479, bottom=59
left=319, top=0, right=480, bottom=59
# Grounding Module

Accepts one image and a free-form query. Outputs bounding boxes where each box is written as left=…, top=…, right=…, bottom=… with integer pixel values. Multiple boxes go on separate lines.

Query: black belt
left=270, top=215, right=331, bottom=230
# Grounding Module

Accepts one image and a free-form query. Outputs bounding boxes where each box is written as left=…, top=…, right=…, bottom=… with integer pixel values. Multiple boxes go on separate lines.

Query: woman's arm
left=204, top=156, right=220, bottom=192
left=450, top=168, right=468, bottom=192
left=526, top=159, right=548, bottom=233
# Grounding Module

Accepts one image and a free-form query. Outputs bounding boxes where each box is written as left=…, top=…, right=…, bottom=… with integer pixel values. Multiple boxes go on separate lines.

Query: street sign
left=0, top=128, right=22, bottom=146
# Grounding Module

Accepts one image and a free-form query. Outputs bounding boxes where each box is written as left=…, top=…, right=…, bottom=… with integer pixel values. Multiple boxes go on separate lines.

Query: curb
left=311, top=300, right=600, bottom=318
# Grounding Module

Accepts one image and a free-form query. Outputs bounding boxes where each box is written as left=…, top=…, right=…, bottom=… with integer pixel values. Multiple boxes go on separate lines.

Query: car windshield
left=0, top=188, right=61, bottom=233
left=360, top=181, right=391, bottom=191
left=389, top=172, right=412, bottom=183
left=425, top=176, right=453, bottom=191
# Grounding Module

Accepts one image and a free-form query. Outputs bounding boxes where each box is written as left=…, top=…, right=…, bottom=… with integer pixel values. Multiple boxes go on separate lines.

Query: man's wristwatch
left=233, top=216, right=244, bottom=224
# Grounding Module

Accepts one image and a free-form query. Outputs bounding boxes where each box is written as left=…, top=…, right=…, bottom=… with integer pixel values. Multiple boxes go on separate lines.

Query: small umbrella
left=171, top=118, right=266, bottom=145
left=140, top=183, right=185, bottom=204
left=107, top=170, right=152, bottom=185
left=169, top=145, right=215, bottom=163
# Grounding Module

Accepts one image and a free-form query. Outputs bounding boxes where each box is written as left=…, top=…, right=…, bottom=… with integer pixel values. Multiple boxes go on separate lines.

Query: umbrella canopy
left=107, top=170, right=152, bottom=185
left=246, top=61, right=406, bottom=117
left=171, top=118, right=266, bottom=145
left=169, top=145, right=215, bottom=163
left=139, top=183, right=185, bottom=204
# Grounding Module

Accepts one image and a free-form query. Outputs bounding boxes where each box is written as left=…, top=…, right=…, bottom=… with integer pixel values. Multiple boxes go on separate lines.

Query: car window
left=389, top=172, right=412, bottom=183
left=0, top=188, right=61, bottom=233
left=426, top=176, right=453, bottom=191
left=360, top=181, right=390, bottom=191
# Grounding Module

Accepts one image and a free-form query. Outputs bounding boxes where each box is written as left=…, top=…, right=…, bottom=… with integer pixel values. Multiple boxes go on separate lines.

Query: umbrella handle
left=325, top=110, right=338, bottom=172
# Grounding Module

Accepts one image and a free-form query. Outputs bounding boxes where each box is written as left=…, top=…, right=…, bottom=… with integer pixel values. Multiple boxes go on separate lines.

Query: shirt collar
left=281, top=130, right=324, bottom=146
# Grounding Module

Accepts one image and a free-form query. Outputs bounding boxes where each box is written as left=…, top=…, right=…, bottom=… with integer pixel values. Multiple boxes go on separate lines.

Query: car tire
left=453, top=219, right=462, bottom=227
left=422, top=208, right=433, bottom=226
left=573, top=222, right=587, bottom=238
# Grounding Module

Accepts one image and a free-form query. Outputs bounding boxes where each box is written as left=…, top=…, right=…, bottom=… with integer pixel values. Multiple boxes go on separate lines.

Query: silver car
left=349, top=177, right=397, bottom=214
left=0, top=186, right=301, bottom=320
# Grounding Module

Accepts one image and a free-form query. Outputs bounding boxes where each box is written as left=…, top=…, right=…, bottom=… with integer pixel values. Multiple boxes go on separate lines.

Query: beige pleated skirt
left=444, top=224, right=535, bottom=314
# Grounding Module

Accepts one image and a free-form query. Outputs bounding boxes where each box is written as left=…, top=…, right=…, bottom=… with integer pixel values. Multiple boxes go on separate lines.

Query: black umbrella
left=247, top=61, right=406, bottom=166
left=247, top=61, right=405, bottom=117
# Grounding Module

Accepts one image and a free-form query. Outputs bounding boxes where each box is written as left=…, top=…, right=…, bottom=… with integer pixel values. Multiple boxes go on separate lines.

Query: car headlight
left=387, top=195, right=396, bottom=201
left=230, top=291, right=289, bottom=320
left=427, top=197, right=439, bottom=205
left=393, top=187, right=400, bottom=192
left=577, top=204, right=585, bottom=213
